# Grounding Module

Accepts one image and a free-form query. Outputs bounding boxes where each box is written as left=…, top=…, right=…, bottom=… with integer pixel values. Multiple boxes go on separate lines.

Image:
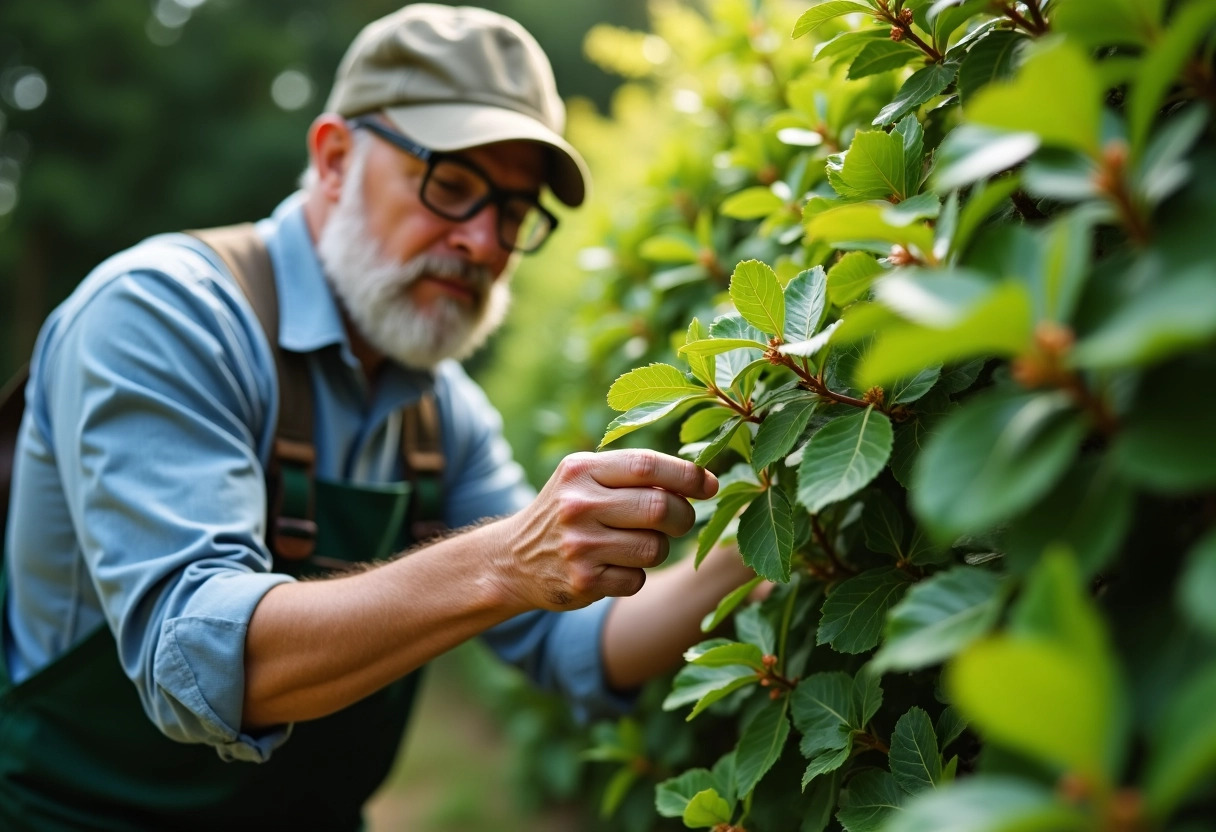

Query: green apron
left=0, top=477, right=423, bottom=831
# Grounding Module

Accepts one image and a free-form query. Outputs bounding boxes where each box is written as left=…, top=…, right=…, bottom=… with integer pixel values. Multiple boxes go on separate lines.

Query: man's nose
left=447, top=201, right=502, bottom=264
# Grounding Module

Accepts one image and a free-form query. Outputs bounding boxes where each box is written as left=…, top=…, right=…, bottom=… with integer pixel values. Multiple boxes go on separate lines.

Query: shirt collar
left=257, top=192, right=349, bottom=354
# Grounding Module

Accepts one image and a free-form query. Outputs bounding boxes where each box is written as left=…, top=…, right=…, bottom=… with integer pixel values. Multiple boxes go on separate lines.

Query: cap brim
left=383, top=103, right=589, bottom=207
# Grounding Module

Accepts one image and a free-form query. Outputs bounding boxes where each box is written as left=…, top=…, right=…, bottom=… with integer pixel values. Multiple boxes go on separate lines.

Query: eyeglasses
left=349, top=117, right=558, bottom=254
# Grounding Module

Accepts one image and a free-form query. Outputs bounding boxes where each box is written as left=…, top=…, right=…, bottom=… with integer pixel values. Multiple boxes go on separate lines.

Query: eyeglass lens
left=423, top=158, right=551, bottom=252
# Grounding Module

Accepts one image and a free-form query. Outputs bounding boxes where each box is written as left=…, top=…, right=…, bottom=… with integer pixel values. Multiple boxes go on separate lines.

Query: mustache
left=397, top=255, right=494, bottom=294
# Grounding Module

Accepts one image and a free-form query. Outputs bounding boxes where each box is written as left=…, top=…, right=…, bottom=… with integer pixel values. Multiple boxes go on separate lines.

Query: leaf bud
left=898, top=8, right=914, bottom=23
left=863, top=386, right=886, bottom=407
left=769, top=688, right=781, bottom=700
left=890, top=25, right=905, bottom=41
left=888, top=244, right=917, bottom=266
left=1033, top=321, right=1075, bottom=359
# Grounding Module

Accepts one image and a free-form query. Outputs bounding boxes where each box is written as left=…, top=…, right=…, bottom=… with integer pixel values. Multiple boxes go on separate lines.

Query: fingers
left=580, top=449, right=718, bottom=500
left=591, top=487, right=696, bottom=537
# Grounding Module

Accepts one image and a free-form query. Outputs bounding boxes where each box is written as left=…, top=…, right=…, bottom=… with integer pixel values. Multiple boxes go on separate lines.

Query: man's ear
left=306, top=115, right=354, bottom=204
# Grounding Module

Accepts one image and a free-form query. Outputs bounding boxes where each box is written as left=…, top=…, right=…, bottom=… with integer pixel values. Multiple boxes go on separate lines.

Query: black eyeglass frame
left=348, top=116, right=559, bottom=254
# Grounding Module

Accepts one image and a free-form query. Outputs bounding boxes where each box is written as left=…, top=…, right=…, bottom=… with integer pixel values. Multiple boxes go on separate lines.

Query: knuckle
left=628, top=449, right=659, bottom=480
left=557, top=453, right=593, bottom=482
left=635, top=533, right=667, bottom=568
left=557, top=532, right=592, bottom=562
left=640, top=490, right=668, bottom=526
left=555, top=491, right=593, bottom=524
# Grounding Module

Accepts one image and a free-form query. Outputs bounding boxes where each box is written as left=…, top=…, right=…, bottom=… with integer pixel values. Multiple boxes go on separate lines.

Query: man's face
left=316, top=128, right=547, bottom=370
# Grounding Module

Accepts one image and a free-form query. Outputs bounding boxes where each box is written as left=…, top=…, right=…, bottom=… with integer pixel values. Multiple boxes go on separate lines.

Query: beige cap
left=325, top=4, right=590, bottom=207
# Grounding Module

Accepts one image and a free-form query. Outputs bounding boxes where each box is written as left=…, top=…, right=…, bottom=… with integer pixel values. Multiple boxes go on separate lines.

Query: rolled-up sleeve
left=434, top=363, right=635, bottom=720
left=39, top=254, right=294, bottom=761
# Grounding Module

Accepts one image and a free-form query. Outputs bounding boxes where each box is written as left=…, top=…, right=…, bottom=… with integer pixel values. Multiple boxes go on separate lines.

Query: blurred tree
left=0, top=0, right=646, bottom=376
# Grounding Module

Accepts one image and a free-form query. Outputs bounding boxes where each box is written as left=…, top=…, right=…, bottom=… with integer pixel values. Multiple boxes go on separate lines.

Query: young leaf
left=890, top=708, right=943, bottom=795
left=837, top=768, right=905, bottom=832
left=700, top=576, right=764, bottom=633
left=710, top=315, right=767, bottom=389
left=656, top=769, right=719, bottom=818
left=685, top=640, right=766, bottom=670
left=796, top=408, right=894, bottom=514
left=806, top=201, right=936, bottom=255
left=680, top=338, right=771, bottom=358
left=966, top=40, right=1102, bottom=156
left=693, top=416, right=743, bottom=467
left=681, top=406, right=734, bottom=443
left=793, top=1, right=873, bottom=38
left=686, top=317, right=716, bottom=387
left=735, top=697, right=791, bottom=797
left=847, top=39, right=922, bottom=79
left=720, top=186, right=786, bottom=219
left=600, top=396, right=705, bottom=448
left=817, top=567, right=911, bottom=654
left=872, top=567, right=1006, bottom=673
left=730, top=260, right=786, bottom=338
left=912, top=391, right=1087, bottom=540
left=683, top=788, right=734, bottom=828
left=607, top=363, right=703, bottom=411
left=738, top=487, right=796, bottom=583
left=873, top=60, right=959, bottom=126
left=828, top=252, right=885, bottom=307
left=783, top=266, right=828, bottom=344
left=752, top=399, right=817, bottom=471
left=696, top=487, right=760, bottom=566
left=884, top=778, right=1087, bottom=832
left=664, top=664, right=758, bottom=720
left=828, top=130, right=908, bottom=201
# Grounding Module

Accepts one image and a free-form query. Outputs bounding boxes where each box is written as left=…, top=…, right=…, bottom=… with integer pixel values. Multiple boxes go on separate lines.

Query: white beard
left=315, top=140, right=512, bottom=371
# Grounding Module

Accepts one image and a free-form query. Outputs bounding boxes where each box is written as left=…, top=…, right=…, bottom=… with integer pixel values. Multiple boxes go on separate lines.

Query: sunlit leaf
left=608, top=363, right=703, bottom=411
left=731, top=259, right=787, bottom=338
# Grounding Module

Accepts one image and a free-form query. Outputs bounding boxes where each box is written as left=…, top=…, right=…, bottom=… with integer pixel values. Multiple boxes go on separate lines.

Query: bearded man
left=0, top=5, right=753, bottom=830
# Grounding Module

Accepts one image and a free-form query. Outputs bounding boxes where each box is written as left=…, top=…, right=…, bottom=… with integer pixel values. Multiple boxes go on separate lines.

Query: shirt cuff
left=152, top=571, right=296, bottom=762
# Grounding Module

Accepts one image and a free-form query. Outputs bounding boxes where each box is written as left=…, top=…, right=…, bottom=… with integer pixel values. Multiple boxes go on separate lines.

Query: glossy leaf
left=806, top=201, right=936, bottom=255
left=607, top=363, right=702, bottom=411
left=873, top=61, right=960, bottom=126
left=710, top=315, right=767, bottom=389
left=685, top=640, right=766, bottom=670
left=686, top=317, right=715, bottom=386
left=731, top=259, right=786, bottom=338
left=817, top=567, right=911, bottom=654
left=600, top=396, right=706, bottom=448
left=912, top=391, right=1086, bottom=540
left=828, top=130, right=907, bottom=200
left=683, top=788, right=734, bottom=827
left=932, top=125, right=1039, bottom=191
left=735, top=697, right=791, bottom=797
left=890, top=707, right=942, bottom=795
left=783, top=266, right=828, bottom=345
left=797, top=408, right=894, bottom=514
left=793, top=1, right=873, bottom=38
left=828, top=251, right=885, bottom=306
left=738, top=487, right=796, bottom=583
left=872, top=567, right=1006, bottom=673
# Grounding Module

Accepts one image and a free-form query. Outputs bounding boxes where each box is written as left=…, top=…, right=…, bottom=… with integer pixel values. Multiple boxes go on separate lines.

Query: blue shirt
left=2, top=193, right=624, bottom=763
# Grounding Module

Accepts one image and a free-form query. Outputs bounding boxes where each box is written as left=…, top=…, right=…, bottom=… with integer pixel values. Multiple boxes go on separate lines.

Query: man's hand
left=496, top=450, right=719, bottom=611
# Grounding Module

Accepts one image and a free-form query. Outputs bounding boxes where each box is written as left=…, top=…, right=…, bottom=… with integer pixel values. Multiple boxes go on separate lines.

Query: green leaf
left=828, top=252, right=886, bottom=307
left=1051, top=0, right=1162, bottom=49
left=862, top=492, right=905, bottom=558
left=731, top=259, right=786, bottom=338
left=872, top=567, right=1005, bottom=673
left=608, top=363, right=703, bottom=411
left=817, top=567, right=911, bottom=654
left=683, top=788, right=734, bottom=828
left=884, top=193, right=940, bottom=227
left=793, top=1, right=874, bottom=38
left=956, top=30, right=1025, bottom=104
left=778, top=320, right=842, bottom=359
left=837, top=768, right=904, bottom=832
left=1127, top=2, right=1216, bottom=155
left=685, top=640, right=766, bottom=670
left=753, top=399, right=818, bottom=471
left=1072, top=268, right=1216, bottom=369
left=639, top=232, right=701, bottom=263
left=601, top=765, right=639, bottom=818
left=693, top=416, right=744, bottom=467
left=792, top=671, right=856, bottom=754
left=801, top=744, right=851, bottom=789
left=828, top=130, right=908, bottom=200
left=806, top=201, right=936, bottom=255
left=797, top=408, right=894, bottom=514
left=1112, top=361, right=1216, bottom=493
left=947, top=637, right=1117, bottom=780
left=802, top=769, right=843, bottom=832
left=859, top=282, right=1033, bottom=387
left=890, top=707, right=942, bottom=795
left=681, top=406, right=735, bottom=443
left=890, top=365, right=941, bottom=404
left=966, top=40, right=1102, bottom=156
left=912, top=391, right=1086, bottom=540
left=739, top=488, right=796, bottom=583
left=736, top=603, right=777, bottom=656
left=735, top=697, right=791, bottom=797
left=701, top=576, right=764, bottom=633
left=853, top=668, right=884, bottom=726
left=696, top=488, right=761, bottom=566
left=952, top=174, right=1021, bottom=255
left=847, top=39, right=922, bottom=79
left=894, top=115, right=926, bottom=195
left=721, top=186, right=787, bottom=219
left=680, top=338, right=772, bottom=357
left=656, top=769, right=719, bottom=818
left=783, top=266, right=828, bottom=344
left=1145, top=664, right=1216, bottom=817
left=686, top=317, right=716, bottom=387
left=600, top=396, right=706, bottom=448
left=1179, top=531, right=1216, bottom=640
left=664, top=664, right=758, bottom=720
left=884, top=778, right=1088, bottom=832
left=932, top=125, right=1040, bottom=191
left=937, top=706, right=968, bottom=750
left=873, top=60, right=959, bottom=126
left=710, top=315, right=767, bottom=389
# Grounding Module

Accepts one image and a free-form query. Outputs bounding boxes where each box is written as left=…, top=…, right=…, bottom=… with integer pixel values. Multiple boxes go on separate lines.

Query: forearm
left=242, top=519, right=522, bottom=728
left=600, top=543, right=753, bottom=691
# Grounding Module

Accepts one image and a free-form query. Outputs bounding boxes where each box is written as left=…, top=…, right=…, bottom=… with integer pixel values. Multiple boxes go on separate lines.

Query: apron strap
left=186, top=224, right=318, bottom=562
left=402, top=392, right=446, bottom=542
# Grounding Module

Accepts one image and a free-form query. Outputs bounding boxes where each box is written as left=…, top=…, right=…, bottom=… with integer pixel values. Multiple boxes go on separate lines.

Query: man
left=0, top=5, right=753, bottom=830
